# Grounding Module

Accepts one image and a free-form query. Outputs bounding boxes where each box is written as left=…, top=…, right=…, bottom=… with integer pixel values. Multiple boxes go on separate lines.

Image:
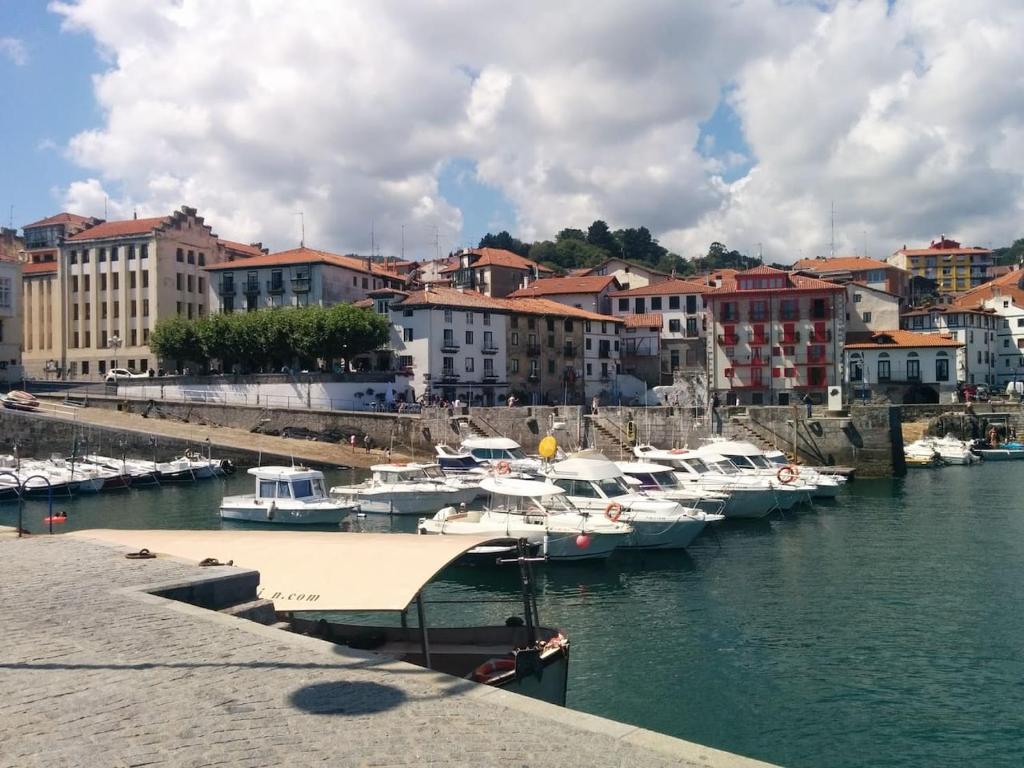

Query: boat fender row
left=469, top=657, right=516, bottom=683
left=777, top=465, right=800, bottom=485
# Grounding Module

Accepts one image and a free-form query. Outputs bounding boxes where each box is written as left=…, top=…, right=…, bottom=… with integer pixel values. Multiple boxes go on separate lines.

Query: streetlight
left=108, top=334, right=123, bottom=370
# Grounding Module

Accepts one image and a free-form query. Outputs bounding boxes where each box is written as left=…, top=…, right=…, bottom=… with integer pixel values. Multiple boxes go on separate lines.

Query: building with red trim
left=705, top=266, right=845, bottom=405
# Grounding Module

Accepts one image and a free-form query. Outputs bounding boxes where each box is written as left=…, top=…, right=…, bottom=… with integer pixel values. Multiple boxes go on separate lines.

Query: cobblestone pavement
left=0, top=536, right=773, bottom=768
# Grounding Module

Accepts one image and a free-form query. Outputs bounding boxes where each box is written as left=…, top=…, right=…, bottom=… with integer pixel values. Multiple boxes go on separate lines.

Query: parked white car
left=104, top=368, right=146, bottom=383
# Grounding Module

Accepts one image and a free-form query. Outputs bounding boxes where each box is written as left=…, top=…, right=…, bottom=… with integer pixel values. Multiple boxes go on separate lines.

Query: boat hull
left=974, top=449, right=1024, bottom=461
left=220, top=499, right=354, bottom=525
left=352, top=486, right=479, bottom=515
left=621, top=515, right=706, bottom=549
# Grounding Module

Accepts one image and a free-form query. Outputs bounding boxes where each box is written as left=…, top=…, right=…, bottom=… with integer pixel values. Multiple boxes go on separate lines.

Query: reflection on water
left=5, top=462, right=1024, bottom=767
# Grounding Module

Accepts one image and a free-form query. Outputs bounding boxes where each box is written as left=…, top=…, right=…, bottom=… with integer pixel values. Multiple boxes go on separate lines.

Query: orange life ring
left=470, top=657, right=515, bottom=682
left=777, top=465, right=799, bottom=485
left=496, top=460, right=511, bottom=475
left=605, top=501, right=624, bottom=522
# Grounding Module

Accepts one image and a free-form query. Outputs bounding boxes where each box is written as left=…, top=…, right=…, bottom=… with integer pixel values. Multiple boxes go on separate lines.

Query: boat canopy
left=479, top=476, right=565, bottom=497
left=547, top=456, right=620, bottom=480
left=701, top=440, right=765, bottom=456
left=616, top=461, right=675, bottom=475
left=370, top=463, right=443, bottom=474
left=462, top=437, right=521, bottom=450
left=70, top=529, right=496, bottom=612
left=246, top=466, right=322, bottom=482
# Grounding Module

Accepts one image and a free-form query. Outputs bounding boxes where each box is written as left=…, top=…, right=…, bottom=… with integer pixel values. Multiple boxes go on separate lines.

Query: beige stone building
left=0, top=258, right=24, bottom=383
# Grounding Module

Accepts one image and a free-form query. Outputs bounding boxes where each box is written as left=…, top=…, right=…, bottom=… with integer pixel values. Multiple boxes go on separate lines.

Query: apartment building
left=793, top=256, right=909, bottom=301
left=888, top=237, right=993, bottom=295
left=900, top=307, right=998, bottom=386
left=61, top=207, right=225, bottom=377
left=705, top=266, right=845, bottom=405
left=204, top=247, right=406, bottom=313
left=1, top=227, right=23, bottom=262
left=845, top=330, right=962, bottom=403
left=383, top=287, right=510, bottom=405
left=0, top=259, right=23, bottom=383
left=506, top=274, right=620, bottom=314
left=441, top=248, right=552, bottom=297
left=845, top=283, right=901, bottom=340
left=610, top=278, right=711, bottom=384
left=573, top=258, right=670, bottom=290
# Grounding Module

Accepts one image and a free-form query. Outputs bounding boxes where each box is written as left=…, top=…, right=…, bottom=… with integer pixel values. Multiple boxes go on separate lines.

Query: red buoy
left=575, top=533, right=591, bottom=549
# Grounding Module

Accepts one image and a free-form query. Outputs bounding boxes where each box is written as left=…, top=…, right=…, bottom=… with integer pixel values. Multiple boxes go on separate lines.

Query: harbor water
left=3, top=463, right=1023, bottom=767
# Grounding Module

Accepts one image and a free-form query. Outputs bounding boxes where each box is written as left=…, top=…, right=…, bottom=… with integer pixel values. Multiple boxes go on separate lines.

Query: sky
left=1, top=0, right=1023, bottom=263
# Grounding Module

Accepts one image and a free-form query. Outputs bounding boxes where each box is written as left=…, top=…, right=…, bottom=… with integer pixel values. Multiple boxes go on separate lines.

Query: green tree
left=322, top=304, right=390, bottom=370
left=478, top=231, right=530, bottom=257
left=586, top=220, right=620, bottom=257
left=149, top=315, right=202, bottom=370
left=194, top=313, right=237, bottom=370
left=555, top=227, right=586, bottom=243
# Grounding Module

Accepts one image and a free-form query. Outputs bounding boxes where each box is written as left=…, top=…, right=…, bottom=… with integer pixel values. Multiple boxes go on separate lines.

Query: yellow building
left=887, top=237, right=993, bottom=295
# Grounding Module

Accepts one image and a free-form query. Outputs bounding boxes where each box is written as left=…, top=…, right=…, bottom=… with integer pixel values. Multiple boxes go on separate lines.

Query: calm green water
left=4, top=464, right=1024, bottom=767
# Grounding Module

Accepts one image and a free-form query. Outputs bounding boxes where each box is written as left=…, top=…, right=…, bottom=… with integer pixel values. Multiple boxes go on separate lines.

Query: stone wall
left=901, top=402, right=1024, bottom=441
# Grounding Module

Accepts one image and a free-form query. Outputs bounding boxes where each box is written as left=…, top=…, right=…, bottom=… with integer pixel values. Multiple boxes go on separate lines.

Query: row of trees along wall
left=149, top=305, right=390, bottom=373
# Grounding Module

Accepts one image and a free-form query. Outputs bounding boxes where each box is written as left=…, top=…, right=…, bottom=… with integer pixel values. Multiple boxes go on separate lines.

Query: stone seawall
left=901, top=403, right=1024, bottom=442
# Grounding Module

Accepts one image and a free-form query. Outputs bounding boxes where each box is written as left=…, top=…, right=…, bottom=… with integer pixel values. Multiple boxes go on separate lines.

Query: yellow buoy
left=538, top=435, right=558, bottom=459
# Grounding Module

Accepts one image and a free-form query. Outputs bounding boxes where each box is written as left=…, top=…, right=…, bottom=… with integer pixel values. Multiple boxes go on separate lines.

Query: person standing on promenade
left=803, top=393, right=813, bottom=418
left=591, top=395, right=599, bottom=415
left=711, top=392, right=723, bottom=435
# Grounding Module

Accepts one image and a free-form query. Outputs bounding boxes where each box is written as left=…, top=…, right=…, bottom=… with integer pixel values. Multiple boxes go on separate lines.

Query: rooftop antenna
left=401, top=224, right=405, bottom=260
left=104, top=196, right=108, bottom=219
left=294, top=211, right=305, bottom=247
left=371, top=218, right=375, bottom=259
left=8, top=204, right=12, bottom=229
left=757, top=242, right=763, bottom=264
left=830, top=201, right=835, bottom=258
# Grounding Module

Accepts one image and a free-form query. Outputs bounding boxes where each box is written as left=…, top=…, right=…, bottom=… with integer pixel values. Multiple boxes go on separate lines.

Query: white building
left=845, top=330, right=962, bottom=403
left=900, top=306, right=998, bottom=386
left=573, top=258, right=671, bottom=291
left=983, top=294, right=1024, bottom=386
left=0, top=259, right=23, bottom=383
left=384, top=287, right=510, bottom=405
left=507, top=274, right=620, bottom=314
left=846, top=283, right=901, bottom=339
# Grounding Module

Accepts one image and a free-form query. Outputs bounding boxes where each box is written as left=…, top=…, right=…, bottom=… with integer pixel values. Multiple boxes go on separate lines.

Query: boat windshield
left=420, top=465, right=446, bottom=479
left=470, top=447, right=527, bottom=461
left=292, top=478, right=320, bottom=499
left=492, top=491, right=573, bottom=514
left=650, top=470, right=680, bottom=487
left=748, top=455, right=773, bottom=469
left=766, top=454, right=787, bottom=466
left=679, top=458, right=711, bottom=475
left=259, top=479, right=292, bottom=498
left=623, top=471, right=660, bottom=489
left=722, top=454, right=756, bottom=469
left=595, top=477, right=630, bottom=497
left=709, top=459, right=740, bottom=475
left=502, top=448, right=527, bottom=460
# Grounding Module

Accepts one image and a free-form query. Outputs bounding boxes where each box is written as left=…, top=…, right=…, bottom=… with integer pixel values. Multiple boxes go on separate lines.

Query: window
left=187, top=275, right=194, bottom=292
left=483, top=313, right=491, bottom=326
left=0, top=277, right=9, bottom=308
left=444, top=309, right=453, bottom=323
left=81, top=250, right=90, bottom=263
left=546, top=318, right=555, bottom=332
left=465, top=357, right=475, bottom=372
left=484, top=331, right=494, bottom=349
left=528, top=317, right=536, bottom=329
left=548, top=359, right=555, bottom=374
left=511, top=359, right=519, bottom=373
left=176, top=248, right=184, bottom=262
left=466, top=311, right=474, bottom=325
left=403, top=327, right=413, bottom=342
left=84, top=331, right=90, bottom=348
left=668, top=319, right=681, bottom=333
left=685, top=295, right=697, bottom=314
left=113, top=301, right=119, bottom=319
left=84, top=304, right=90, bottom=320
left=72, top=276, right=79, bottom=292
left=878, top=358, right=891, bottom=382
left=686, top=317, right=698, bottom=336
left=853, top=293, right=862, bottom=303
left=187, top=250, right=195, bottom=264
left=98, top=248, right=106, bottom=262
left=70, top=250, right=78, bottom=264
left=140, top=244, right=149, bottom=258
left=142, top=270, right=149, bottom=288
left=198, top=252, right=205, bottom=266
left=112, top=273, right=119, bottom=290
left=143, top=299, right=149, bottom=317
left=935, top=356, right=949, bottom=382
left=73, top=305, right=79, bottom=321
left=362, top=277, right=368, bottom=289
left=176, top=274, right=183, bottom=290
left=651, top=297, right=662, bottom=311
left=465, top=330, right=474, bottom=344
left=862, top=312, right=872, bottom=323
left=669, top=296, right=680, bottom=310
left=484, top=358, right=494, bottom=374
left=511, top=332, right=519, bottom=345
left=130, top=329, right=137, bottom=346
left=142, top=328, right=149, bottom=343
left=198, top=276, right=205, bottom=294
left=110, top=246, right=119, bottom=261
left=443, top=329, right=455, bottom=347
left=100, top=274, right=107, bottom=291
left=618, top=298, right=628, bottom=311
left=130, top=300, right=137, bottom=317
left=72, top=332, right=79, bottom=348
left=100, top=330, right=107, bottom=348
left=907, top=358, right=920, bottom=381
left=442, top=356, right=454, bottom=372
left=750, top=300, right=768, bottom=321
left=510, top=315, right=519, bottom=328
left=634, top=298, right=646, bottom=314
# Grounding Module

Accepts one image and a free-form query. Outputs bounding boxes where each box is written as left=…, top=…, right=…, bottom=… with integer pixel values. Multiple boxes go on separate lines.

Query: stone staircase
left=584, top=416, right=633, bottom=460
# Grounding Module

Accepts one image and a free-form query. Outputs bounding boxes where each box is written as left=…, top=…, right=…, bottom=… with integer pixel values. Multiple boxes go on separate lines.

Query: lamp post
left=108, top=334, right=123, bottom=370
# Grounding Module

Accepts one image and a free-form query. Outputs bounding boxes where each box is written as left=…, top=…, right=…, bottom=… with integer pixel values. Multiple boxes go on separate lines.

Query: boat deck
left=0, top=533, right=776, bottom=768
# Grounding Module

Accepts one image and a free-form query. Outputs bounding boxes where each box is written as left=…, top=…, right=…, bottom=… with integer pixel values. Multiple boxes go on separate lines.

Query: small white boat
left=541, top=453, right=721, bottom=550
left=330, top=463, right=479, bottom=515
left=419, top=476, right=632, bottom=561
left=615, top=461, right=730, bottom=515
left=436, top=437, right=543, bottom=476
left=84, top=454, right=162, bottom=486
left=706, top=439, right=842, bottom=498
left=904, top=436, right=978, bottom=465
left=220, top=466, right=359, bottom=524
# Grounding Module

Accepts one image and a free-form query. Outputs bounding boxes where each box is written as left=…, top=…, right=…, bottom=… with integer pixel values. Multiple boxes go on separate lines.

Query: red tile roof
left=204, top=246, right=407, bottom=282
left=439, top=248, right=553, bottom=274
left=951, top=268, right=1024, bottom=309
left=218, top=239, right=268, bottom=258
left=895, top=237, right=992, bottom=257
left=845, top=330, right=962, bottom=349
left=22, top=212, right=95, bottom=229
left=624, top=313, right=663, bottom=329
left=793, top=256, right=900, bottom=273
left=23, top=261, right=57, bottom=275
left=507, top=275, right=619, bottom=297
left=708, top=265, right=843, bottom=295
left=394, top=286, right=622, bottom=323
left=572, top=258, right=673, bottom=278
left=66, top=217, right=169, bottom=241
left=610, top=278, right=711, bottom=297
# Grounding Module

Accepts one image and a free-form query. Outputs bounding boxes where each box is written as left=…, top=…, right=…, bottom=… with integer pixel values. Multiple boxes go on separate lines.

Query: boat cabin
left=703, top=441, right=774, bottom=471
left=370, top=463, right=447, bottom=484
left=544, top=457, right=632, bottom=501
left=617, top=462, right=685, bottom=491
left=248, top=467, right=328, bottom=501
left=461, top=437, right=528, bottom=462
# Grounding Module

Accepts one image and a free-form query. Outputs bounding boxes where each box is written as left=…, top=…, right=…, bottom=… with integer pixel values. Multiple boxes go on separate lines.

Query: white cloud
left=50, top=0, right=1024, bottom=261
left=0, top=37, right=28, bottom=66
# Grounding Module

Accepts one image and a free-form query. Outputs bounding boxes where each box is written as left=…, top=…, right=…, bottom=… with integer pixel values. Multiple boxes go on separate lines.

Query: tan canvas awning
left=70, top=529, right=498, bottom=612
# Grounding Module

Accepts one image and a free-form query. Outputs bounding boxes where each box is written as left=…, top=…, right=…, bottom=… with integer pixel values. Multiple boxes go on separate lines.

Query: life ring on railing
left=605, top=501, right=624, bottom=523
left=495, top=460, right=512, bottom=475
left=470, top=657, right=516, bottom=682
left=777, top=465, right=799, bottom=485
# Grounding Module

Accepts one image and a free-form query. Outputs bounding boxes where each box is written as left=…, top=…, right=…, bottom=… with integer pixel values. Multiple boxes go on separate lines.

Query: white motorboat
left=762, top=450, right=856, bottom=482
left=220, top=466, right=359, bottom=524
left=47, top=456, right=124, bottom=492
left=435, top=437, right=543, bottom=476
left=615, top=461, right=730, bottom=514
left=330, top=463, right=479, bottom=515
left=419, top=476, right=632, bottom=561
left=541, top=453, right=721, bottom=550
left=84, top=454, right=162, bottom=486
left=705, top=440, right=841, bottom=498
left=631, top=445, right=780, bottom=518
left=903, top=436, right=977, bottom=465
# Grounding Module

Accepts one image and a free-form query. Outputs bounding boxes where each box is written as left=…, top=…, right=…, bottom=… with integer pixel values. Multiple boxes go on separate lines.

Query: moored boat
left=220, top=466, right=359, bottom=524
left=329, top=463, right=479, bottom=515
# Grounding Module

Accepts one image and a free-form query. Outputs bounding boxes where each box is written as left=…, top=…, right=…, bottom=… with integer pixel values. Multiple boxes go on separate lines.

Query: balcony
left=718, top=334, right=740, bottom=346
left=526, top=345, right=541, bottom=357
left=482, top=373, right=498, bottom=382
left=481, top=346, right=499, bottom=355
left=440, top=342, right=460, bottom=353
left=218, top=282, right=236, bottom=297
left=440, top=371, right=459, bottom=383
left=563, top=345, right=577, bottom=358
left=266, top=280, right=285, bottom=295
left=291, top=276, right=311, bottom=293
left=243, top=281, right=260, bottom=296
